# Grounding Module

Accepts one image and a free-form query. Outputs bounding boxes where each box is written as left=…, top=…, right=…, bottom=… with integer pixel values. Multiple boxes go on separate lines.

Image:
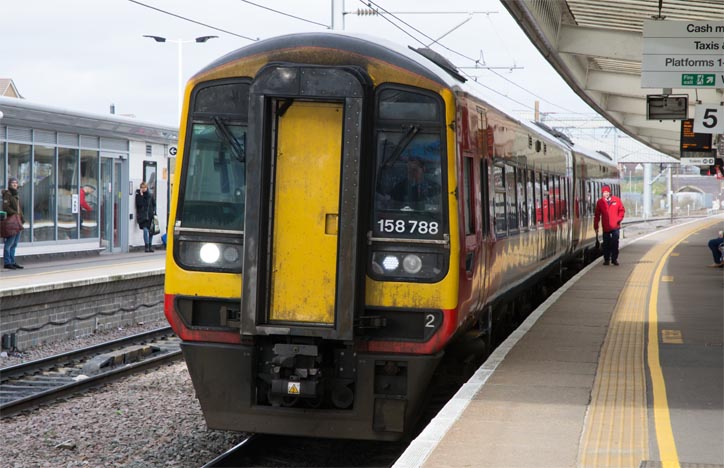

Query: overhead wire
left=362, top=0, right=594, bottom=118
left=238, top=0, right=330, bottom=29
left=127, top=0, right=259, bottom=42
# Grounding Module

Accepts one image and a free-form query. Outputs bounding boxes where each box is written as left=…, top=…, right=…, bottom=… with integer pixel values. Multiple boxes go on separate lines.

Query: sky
left=2, top=0, right=602, bottom=128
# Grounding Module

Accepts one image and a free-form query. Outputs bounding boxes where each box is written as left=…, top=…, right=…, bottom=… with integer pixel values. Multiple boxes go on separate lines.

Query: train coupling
left=268, top=343, right=322, bottom=400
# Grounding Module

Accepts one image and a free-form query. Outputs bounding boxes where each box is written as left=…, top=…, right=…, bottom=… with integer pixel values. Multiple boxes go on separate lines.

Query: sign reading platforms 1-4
left=642, top=20, right=724, bottom=88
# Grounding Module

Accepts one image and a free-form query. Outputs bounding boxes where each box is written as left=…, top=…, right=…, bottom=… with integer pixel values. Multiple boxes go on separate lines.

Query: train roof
left=198, top=32, right=614, bottom=167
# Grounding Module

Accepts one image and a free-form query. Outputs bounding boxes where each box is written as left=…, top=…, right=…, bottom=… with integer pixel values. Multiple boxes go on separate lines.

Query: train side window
left=505, top=164, right=518, bottom=232
left=463, top=157, right=474, bottom=235
left=558, top=177, right=568, bottom=219
left=493, top=165, right=507, bottom=237
left=480, top=160, right=490, bottom=236
left=536, top=172, right=544, bottom=224
left=542, top=174, right=550, bottom=224
left=528, top=169, right=536, bottom=226
left=518, top=168, right=528, bottom=228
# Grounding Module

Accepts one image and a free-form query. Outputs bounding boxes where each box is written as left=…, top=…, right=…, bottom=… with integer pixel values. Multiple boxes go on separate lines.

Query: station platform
left=396, top=216, right=724, bottom=468
left=1, top=251, right=166, bottom=351
left=0, top=250, right=165, bottom=294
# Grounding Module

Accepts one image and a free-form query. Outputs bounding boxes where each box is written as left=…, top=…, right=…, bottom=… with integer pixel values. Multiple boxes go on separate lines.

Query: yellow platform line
left=579, top=219, right=721, bottom=468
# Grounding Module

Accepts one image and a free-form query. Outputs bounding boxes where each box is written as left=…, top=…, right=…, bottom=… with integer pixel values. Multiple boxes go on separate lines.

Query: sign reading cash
left=642, top=20, right=724, bottom=88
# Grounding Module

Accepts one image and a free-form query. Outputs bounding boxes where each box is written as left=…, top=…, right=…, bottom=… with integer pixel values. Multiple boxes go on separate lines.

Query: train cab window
left=178, top=81, right=249, bottom=232
left=505, top=164, right=518, bottom=232
left=493, top=165, right=507, bottom=237
left=378, top=89, right=440, bottom=121
left=194, top=83, right=250, bottom=115
left=180, top=124, right=246, bottom=230
left=373, top=87, right=445, bottom=240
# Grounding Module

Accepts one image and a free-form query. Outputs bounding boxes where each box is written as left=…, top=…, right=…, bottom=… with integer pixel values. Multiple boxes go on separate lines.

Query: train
left=163, top=32, right=620, bottom=441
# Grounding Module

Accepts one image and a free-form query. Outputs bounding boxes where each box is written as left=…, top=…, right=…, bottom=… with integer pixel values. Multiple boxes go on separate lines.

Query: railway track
left=0, top=327, right=181, bottom=418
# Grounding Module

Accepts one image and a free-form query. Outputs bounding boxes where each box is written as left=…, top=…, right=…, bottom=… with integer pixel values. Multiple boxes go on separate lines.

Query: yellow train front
left=164, top=32, right=613, bottom=441
left=164, top=32, right=463, bottom=441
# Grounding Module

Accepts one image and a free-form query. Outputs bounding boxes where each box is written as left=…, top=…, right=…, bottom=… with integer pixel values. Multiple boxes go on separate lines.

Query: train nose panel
left=241, top=64, right=369, bottom=341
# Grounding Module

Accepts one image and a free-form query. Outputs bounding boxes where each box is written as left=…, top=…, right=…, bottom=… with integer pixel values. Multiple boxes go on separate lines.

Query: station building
left=0, top=93, right=178, bottom=259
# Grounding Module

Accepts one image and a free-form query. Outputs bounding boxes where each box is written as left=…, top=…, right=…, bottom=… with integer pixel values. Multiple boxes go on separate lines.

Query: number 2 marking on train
left=425, top=314, right=435, bottom=328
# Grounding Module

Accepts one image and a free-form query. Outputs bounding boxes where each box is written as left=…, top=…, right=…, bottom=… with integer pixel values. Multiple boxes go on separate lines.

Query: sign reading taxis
left=642, top=20, right=724, bottom=88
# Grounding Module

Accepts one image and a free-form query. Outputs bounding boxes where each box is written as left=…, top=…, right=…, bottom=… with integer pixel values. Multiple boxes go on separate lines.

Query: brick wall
left=0, top=274, right=165, bottom=351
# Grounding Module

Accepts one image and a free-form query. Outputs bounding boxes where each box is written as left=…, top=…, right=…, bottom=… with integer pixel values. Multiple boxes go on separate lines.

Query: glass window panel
left=378, top=89, right=440, bottom=121
left=7, top=143, right=31, bottom=242
left=194, top=83, right=250, bottom=116
left=180, top=123, right=246, bottom=230
left=493, top=165, right=506, bottom=237
left=505, top=164, right=517, bottom=231
left=58, top=147, right=79, bottom=239
left=80, top=150, right=99, bottom=239
left=372, top=131, right=444, bottom=238
left=463, top=158, right=473, bottom=235
left=33, top=145, right=56, bottom=241
left=518, top=168, right=528, bottom=228
left=0, top=142, right=5, bottom=188
left=528, top=170, right=535, bottom=226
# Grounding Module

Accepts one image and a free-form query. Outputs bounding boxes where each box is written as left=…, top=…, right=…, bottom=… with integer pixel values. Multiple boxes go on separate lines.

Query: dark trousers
left=708, top=238, right=724, bottom=264
left=602, top=229, right=620, bottom=262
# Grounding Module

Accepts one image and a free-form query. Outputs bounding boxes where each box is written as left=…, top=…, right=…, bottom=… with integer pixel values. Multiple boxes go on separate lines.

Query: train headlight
left=199, top=243, right=221, bottom=263
left=370, top=250, right=446, bottom=282
left=382, top=255, right=400, bottom=271
left=402, top=254, right=422, bottom=274
left=176, top=237, right=243, bottom=273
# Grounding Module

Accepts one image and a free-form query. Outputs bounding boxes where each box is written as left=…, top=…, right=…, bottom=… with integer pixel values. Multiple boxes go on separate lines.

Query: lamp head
left=195, top=35, right=218, bottom=43
left=143, top=35, right=167, bottom=43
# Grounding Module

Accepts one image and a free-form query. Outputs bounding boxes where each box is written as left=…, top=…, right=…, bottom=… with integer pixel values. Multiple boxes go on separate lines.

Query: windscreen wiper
left=212, top=116, right=246, bottom=163
left=380, top=125, right=420, bottom=168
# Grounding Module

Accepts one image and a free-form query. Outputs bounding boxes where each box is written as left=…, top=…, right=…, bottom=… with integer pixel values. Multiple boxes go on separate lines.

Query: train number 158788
left=377, top=219, right=439, bottom=235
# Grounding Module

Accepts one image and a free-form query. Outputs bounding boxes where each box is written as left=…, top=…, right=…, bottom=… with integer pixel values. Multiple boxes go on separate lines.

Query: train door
left=241, top=65, right=368, bottom=341
left=269, top=102, right=342, bottom=324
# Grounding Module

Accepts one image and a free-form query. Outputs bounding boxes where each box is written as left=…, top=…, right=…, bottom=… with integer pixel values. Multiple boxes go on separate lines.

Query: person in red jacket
left=594, top=185, right=625, bottom=265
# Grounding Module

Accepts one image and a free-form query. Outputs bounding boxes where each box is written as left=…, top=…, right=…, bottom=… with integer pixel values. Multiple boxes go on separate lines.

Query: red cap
left=602, top=185, right=611, bottom=193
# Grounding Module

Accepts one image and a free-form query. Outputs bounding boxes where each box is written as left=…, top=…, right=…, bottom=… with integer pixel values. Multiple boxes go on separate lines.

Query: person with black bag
left=1, top=177, right=25, bottom=269
left=135, top=181, right=156, bottom=253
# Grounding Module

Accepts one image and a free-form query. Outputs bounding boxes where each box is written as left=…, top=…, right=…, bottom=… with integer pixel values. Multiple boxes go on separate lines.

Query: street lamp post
left=143, top=35, right=218, bottom=123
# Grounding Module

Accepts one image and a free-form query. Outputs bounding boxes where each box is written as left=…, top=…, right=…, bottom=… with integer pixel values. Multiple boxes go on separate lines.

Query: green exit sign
left=681, top=74, right=716, bottom=86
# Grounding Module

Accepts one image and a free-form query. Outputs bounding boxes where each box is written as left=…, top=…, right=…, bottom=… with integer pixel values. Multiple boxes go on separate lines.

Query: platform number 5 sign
left=694, top=104, right=724, bottom=134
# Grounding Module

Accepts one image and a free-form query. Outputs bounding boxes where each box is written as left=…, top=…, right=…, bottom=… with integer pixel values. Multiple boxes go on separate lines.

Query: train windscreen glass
left=179, top=123, right=246, bottom=230
left=373, top=88, right=444, bottom=240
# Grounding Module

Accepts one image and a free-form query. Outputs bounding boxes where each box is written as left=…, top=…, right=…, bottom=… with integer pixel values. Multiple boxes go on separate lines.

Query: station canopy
left=502, top=0, right=724, bottom=159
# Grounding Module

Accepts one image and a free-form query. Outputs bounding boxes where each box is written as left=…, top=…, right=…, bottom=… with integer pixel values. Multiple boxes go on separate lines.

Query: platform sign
left=694, top=103, right=724, bottom=134
left=642, top=20, right=724, bottom=88
left=680, top=119, right=713, bottom=156
left=680, top=156, right=715, bottom=166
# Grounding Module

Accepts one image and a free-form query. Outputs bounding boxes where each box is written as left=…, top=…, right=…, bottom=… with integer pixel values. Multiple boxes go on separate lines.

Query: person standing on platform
left=594, top=184, right=625, bottom=266
left=1, top=177, right=25, bottom=269
left=707, top=230, right=724, bottom=267
left=135, top=182, right=156, bottom=253
left=79, top=185, right=95, bottom=228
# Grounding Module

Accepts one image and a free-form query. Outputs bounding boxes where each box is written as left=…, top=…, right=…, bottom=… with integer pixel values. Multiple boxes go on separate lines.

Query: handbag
left=0, top=214, right=23, bottom=238
left=152, top=215, right=161, bottom=235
